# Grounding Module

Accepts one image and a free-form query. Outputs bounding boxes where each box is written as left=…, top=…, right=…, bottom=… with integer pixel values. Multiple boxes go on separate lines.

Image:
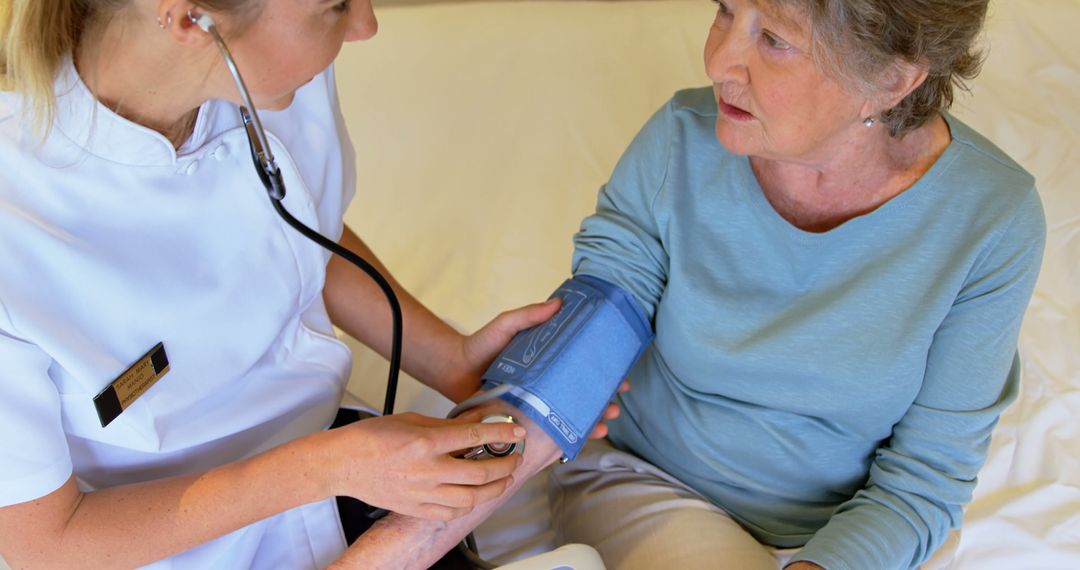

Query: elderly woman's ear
left=871, top=59, right=930, bottom=119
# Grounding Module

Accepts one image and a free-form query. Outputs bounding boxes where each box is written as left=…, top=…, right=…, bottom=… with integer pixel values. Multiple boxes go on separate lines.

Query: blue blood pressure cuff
left=480, top=274, right=653, bottom=461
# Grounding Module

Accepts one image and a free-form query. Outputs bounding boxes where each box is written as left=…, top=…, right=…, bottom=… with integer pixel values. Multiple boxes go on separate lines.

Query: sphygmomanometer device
left=451, top=274, right=654, bottom=462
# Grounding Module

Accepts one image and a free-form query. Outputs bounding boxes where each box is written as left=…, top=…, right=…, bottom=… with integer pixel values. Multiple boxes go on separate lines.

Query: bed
left=332, top=0, right=1080, bottom=567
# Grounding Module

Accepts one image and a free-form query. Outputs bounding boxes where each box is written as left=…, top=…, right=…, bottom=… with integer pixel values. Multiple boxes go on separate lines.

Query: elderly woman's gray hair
left=793, top=0, right=989, bottom=137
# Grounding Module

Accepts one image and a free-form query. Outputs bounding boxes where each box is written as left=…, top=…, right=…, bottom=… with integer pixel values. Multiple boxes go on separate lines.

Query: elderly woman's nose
left=705, top=33, right=749, bottom=84
left=345, top=0, right=379, bottom=42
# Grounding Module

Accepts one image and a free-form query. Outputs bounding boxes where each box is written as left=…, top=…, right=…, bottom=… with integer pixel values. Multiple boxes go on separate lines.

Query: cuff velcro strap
left=480, top=275, right=653, bottom=461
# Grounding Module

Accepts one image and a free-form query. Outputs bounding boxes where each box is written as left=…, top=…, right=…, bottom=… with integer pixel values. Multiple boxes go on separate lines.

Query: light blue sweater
left=574, top=88, right=1045, bottom=570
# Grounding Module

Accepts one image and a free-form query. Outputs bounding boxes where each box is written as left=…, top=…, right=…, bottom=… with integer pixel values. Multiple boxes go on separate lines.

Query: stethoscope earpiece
left=192, top=9, right=280, bottom=198
left=187, top=10, right=215, bottom=33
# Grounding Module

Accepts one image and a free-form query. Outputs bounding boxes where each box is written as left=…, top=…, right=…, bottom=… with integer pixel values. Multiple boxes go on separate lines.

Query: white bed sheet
left=329, top=0, right=1080, bottom=568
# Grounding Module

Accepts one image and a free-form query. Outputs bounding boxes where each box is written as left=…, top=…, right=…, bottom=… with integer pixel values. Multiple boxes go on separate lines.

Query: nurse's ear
left=155, top=0, right=217, bottom=48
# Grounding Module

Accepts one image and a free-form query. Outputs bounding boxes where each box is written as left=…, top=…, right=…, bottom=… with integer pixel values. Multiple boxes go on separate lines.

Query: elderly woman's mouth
left=719, top=100, right=755, bottom=122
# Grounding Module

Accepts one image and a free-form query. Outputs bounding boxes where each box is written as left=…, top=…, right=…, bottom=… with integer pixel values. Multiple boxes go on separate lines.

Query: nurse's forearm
left=0, top=434, right=327, bottom=569
left=329, top=403, right=563, bottom=569
left=324, top=225, right=469, bottom=398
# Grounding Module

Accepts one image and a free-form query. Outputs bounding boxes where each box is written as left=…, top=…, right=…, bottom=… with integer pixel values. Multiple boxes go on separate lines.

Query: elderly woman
left=546, top=1, right=1045, bottom=569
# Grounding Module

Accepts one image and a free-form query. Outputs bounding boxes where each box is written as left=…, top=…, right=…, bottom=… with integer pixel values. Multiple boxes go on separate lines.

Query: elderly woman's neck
left=75, top=13, right=209, bottom=149
left=750, top=116, right=952, bottom=233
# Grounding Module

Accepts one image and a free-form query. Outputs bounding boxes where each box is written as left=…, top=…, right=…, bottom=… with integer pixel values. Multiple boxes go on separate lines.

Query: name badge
left=93, top=342, right=170, bottom=427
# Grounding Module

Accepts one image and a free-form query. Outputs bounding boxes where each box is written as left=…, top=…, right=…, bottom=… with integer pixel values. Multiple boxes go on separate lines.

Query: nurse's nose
left=345, top=0, right=378, bottom=42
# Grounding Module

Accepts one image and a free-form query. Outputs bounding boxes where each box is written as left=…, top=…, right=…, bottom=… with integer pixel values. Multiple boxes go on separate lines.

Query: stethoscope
left=188, top=12, right=403, bottom=416
left=190, top=12, right=502, bottom=568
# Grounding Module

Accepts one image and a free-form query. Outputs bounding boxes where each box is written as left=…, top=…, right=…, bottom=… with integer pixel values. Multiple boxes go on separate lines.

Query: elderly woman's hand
left=589, top=379, right=630, bottom=439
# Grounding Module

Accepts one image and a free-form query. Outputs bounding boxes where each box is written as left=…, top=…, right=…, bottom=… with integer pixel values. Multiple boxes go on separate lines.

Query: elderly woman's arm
left=569, top=101, right=674, bottom=320
left=788, top=188, right=1046, bottom=570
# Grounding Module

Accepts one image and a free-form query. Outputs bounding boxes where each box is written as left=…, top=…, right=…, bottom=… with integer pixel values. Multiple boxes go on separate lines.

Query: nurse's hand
left=445, top=297, right=631, bottom=439
left=317, top=412, right=525, bottom=521
left=439, top=298, right=563, bottom=403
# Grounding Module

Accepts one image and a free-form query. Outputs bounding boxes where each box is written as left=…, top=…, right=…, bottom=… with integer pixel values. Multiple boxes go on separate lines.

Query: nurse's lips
left=719, top=99, right=754, bottom=122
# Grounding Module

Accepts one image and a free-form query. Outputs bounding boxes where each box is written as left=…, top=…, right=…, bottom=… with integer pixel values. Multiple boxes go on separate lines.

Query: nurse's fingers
left=440, top=454, right=522, bottom=486
left=446, top=409, right=485, bottom=424
left=432, top=420, right=526, bottom=455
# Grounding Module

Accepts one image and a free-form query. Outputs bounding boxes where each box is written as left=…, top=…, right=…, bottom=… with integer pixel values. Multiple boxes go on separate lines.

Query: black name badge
left=93, top=342, right=170, bottom=427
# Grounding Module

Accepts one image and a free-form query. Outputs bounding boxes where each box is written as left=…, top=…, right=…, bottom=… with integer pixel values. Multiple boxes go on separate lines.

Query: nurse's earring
left=156, top=13, right=173, bottom=29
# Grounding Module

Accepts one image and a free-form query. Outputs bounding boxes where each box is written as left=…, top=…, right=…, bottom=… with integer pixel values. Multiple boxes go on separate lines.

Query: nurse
left=0, top=0, right=570, bottom=567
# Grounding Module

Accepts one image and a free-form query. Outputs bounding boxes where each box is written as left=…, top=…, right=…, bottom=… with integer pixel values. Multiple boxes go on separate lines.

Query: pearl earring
left=863, top=117, right=876, bottom=128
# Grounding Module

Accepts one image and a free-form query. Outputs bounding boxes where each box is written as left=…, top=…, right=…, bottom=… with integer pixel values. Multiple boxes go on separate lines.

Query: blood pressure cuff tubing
left=480, top=274, right=653, bottom=461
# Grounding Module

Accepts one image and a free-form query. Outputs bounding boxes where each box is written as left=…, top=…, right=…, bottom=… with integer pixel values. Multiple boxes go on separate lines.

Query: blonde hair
left=1, top=0, right=257, bottom=135
left=1, top=0, right=95, bottom=134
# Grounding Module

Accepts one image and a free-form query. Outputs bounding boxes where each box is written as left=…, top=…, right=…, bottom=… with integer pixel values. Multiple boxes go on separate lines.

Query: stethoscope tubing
left=198, top=12, right=504, bottom=565
left=199, top=12, right=402, bottom=416
left=270, top=198, right=402, bottom=417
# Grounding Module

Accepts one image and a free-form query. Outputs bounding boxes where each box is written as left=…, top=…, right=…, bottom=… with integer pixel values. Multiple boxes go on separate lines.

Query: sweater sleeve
left=571, top=101, right=674, bottom=322
left=791, top=187, right=1047, bottom=570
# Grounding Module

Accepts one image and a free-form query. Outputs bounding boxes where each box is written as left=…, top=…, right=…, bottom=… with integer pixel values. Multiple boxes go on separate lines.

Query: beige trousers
left=549, top=439, right=796, bottom=570
left=548, top=440, right=959, bottom=570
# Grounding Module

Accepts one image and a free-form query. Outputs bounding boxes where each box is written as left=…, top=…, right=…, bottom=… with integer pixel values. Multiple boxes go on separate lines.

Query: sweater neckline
left=734, top=114, right=962, bottom=243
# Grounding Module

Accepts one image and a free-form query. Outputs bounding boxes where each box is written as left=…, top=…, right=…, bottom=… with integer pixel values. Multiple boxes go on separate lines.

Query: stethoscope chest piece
left=460, top=415, right=524, bottom=460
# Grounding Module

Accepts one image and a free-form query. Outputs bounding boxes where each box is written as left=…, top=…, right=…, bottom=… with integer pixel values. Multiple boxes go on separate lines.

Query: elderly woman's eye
left=763, top=31, right=791, bottom=50
left=711, top=0, right=731, bottom=15
left=334, top=0, right=352, bottom=13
